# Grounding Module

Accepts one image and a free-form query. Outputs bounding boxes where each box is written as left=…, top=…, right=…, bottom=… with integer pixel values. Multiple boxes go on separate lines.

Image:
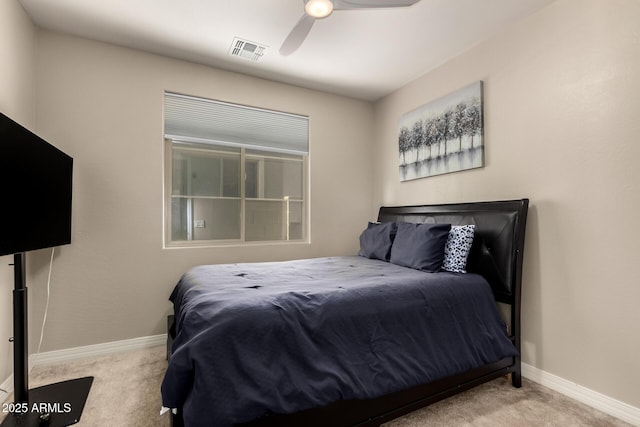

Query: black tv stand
left=1, top=253, right=93, bottom=427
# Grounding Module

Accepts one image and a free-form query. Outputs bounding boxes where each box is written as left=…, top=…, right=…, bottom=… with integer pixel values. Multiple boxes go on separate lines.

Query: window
left=164, top=93, right=308, bottom=247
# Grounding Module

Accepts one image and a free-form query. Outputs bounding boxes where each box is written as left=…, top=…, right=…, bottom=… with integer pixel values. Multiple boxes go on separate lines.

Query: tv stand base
left=1, top=377, right=93, bottom=427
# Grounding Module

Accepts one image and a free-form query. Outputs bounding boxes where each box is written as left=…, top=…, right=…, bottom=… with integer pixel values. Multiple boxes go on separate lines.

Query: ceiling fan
left=280, top=0, right=421, bottom=56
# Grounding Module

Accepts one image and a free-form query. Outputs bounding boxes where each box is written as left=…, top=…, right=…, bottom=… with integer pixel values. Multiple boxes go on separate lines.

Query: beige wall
left=4, top=0, right=639, bottom=415
left=372, top=0, right=640, bottom=409
left=0, top=0, right=37, bottom=385
left=29, top=31, right=374, bottom=353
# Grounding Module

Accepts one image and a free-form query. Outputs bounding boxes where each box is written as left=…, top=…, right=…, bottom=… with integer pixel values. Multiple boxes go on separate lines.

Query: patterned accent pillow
left=442, top=225, right=475, bottom=273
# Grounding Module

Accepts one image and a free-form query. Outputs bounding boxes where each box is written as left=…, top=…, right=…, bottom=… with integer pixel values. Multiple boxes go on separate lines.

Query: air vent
left=229, top=37, right=267, bottom=62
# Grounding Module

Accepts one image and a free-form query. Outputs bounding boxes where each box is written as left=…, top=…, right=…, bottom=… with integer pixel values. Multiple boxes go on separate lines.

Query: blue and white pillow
left=442, top=225, right=475, bottom=273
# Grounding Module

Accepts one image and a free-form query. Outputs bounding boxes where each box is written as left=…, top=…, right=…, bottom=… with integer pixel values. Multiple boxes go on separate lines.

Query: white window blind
left=164, top=92, right=309, bottom=155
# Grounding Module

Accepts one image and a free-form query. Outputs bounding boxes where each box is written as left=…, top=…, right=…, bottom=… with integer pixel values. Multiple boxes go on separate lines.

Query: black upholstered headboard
left=377, top=199, right=529, bottom=306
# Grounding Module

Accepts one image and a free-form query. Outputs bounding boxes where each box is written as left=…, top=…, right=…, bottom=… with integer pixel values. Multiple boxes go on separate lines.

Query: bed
left=162, top=199, right=529, bottom=427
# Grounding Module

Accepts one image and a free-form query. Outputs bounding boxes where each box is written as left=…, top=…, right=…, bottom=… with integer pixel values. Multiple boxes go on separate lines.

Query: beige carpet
left=1, top=346, right=631, bottom=426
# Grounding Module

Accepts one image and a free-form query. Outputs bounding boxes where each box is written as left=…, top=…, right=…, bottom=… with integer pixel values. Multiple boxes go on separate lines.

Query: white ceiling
left=19, top=0, right=556, bottom=101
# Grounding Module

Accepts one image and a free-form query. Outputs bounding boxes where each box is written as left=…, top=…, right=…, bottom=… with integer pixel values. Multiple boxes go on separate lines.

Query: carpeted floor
left=0, top=346, right=632, bottom=426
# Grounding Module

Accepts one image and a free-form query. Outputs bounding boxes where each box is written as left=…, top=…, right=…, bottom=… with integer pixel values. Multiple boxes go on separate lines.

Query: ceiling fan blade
left=279, top=14, right=316, bottom=56
left=334, top=0, right=420, bottom=9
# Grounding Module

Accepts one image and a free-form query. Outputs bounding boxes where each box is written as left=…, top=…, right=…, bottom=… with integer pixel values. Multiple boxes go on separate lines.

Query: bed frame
left=167, top=198, right=529, bottom=427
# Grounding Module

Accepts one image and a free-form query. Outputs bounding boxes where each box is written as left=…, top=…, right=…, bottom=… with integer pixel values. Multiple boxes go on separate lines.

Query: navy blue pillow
left=358, top=222, right=397, bottom=261
left=390, top=222, right=452, bottom=272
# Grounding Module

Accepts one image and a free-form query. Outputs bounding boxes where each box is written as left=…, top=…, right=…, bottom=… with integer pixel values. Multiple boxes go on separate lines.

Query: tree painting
left=398, top=81, right=484, bottom=181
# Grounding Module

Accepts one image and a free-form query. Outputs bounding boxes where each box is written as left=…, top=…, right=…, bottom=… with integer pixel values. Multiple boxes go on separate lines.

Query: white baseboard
left=522, top=363, right=640, bottom=426
left=0, top=334, right=167, bottom=404
left=0, top=375, right=11, bottom=403
left=29, top=334, right=167, bottom=366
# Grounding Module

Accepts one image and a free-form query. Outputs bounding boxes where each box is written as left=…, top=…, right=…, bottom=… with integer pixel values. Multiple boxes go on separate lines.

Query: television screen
left=0, top=112, right=73, bottom=256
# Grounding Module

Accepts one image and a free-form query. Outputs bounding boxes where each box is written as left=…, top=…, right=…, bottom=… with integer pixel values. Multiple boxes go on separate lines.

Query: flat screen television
left=0, top=111, right=73, bottom=256
left=0, top=112, right=91, bottom=427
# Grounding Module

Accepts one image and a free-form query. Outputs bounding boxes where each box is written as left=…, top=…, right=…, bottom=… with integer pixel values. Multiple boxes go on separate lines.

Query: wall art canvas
left=398, top=81, right=484, bottom=181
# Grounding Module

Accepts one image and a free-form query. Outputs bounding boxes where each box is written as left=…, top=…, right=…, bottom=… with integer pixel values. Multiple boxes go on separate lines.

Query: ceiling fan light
left=305, top=0, right=334, bottom=18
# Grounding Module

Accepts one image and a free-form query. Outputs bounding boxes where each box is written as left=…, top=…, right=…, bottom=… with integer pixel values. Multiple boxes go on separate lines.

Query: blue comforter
left=161, top=256, right=517, bottom=427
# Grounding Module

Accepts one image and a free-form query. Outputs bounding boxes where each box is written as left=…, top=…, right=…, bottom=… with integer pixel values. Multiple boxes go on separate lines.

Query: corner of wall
left=0, top=0, right=38, bottom=385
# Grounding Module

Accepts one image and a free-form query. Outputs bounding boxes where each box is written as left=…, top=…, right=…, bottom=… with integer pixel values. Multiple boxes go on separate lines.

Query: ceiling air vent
left=229, top=37, right=267, bottom=62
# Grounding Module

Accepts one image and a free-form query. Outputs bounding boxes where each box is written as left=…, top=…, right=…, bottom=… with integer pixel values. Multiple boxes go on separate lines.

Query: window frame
left=164, top=138, right=309, bottom=249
